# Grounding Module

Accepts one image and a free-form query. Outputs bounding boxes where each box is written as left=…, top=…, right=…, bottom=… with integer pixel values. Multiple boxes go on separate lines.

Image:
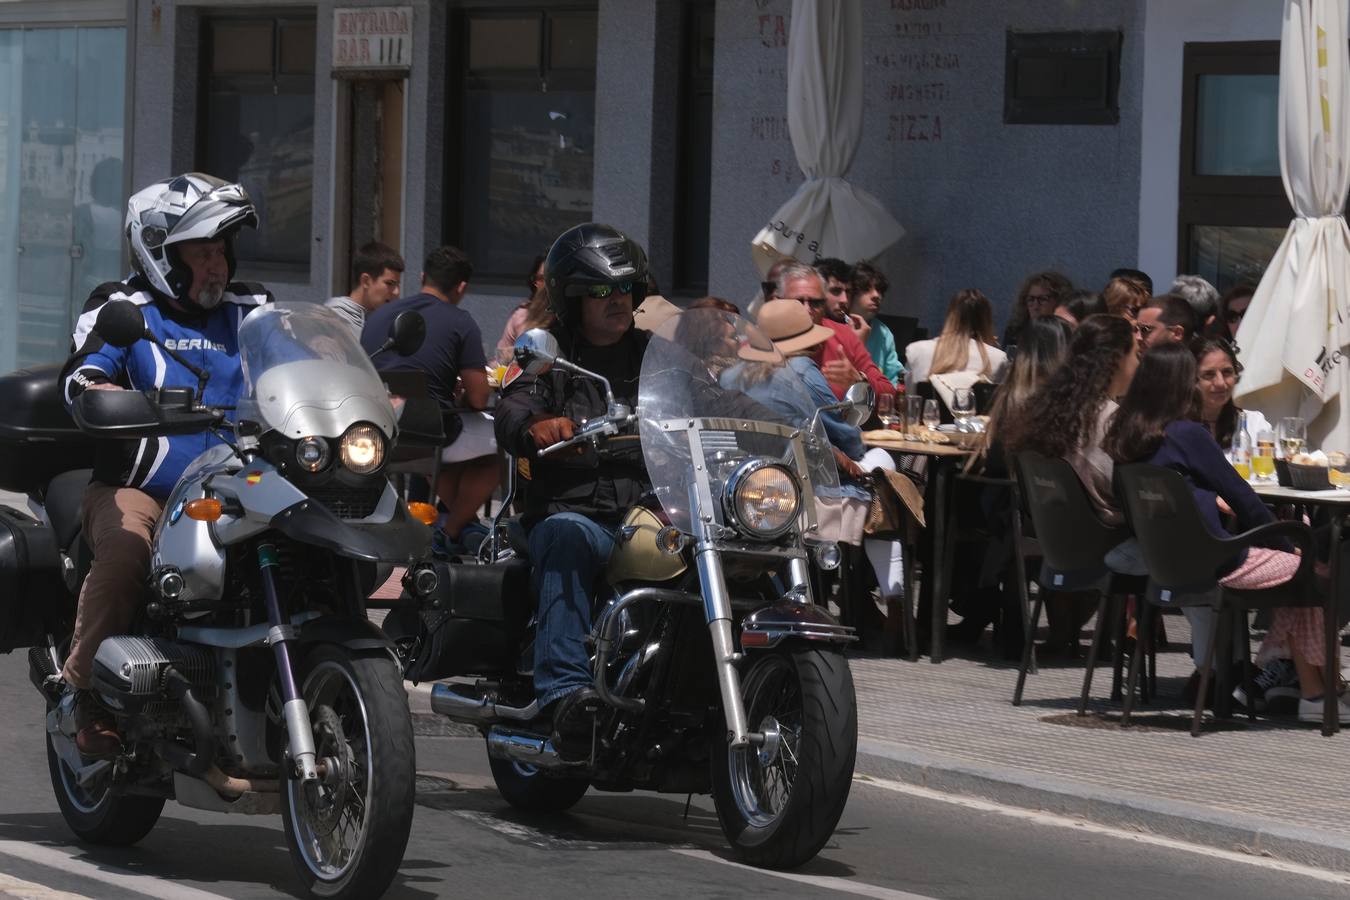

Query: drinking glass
left=877, top=394, right=896, bottom=430
left=906, top=396, right=925, bottom=440
left=951, top=388, right=975, bottom=429
left=1253, top=429, right=1276, bottom=481
left=922, top=399, right=941, bottom=434
left=1279, top=417, right=1306, bottom=459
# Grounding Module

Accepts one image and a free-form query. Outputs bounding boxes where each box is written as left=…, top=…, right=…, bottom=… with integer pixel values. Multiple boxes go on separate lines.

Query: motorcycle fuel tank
left=606, top=506, right=687, bottom=585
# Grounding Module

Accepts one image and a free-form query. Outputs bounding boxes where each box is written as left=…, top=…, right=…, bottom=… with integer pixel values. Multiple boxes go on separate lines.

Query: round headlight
left=340, top=424, right=386, bottom=474
left=295, top=436, right=330, bottom=472
left=725, top=461, right=800, bottom=539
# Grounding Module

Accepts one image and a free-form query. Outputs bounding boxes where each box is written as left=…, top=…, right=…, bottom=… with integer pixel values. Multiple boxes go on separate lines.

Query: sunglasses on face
left=792, top=296, right=827, bottom=307
left=1026, top=294, right=1054, bottom=305
left=1136, top=323, right=1156, bottom=338
left=568, top=281, right=635, bottom=300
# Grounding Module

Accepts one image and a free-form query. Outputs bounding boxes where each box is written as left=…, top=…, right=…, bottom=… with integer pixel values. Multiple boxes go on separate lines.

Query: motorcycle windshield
left=237, top=303, right=397, bottom=439
left=638, top=307, right=839, bottom=535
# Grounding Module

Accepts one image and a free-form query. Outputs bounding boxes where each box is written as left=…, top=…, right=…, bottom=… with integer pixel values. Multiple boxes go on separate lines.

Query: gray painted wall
left=707, top=0, right=1146, bottom=333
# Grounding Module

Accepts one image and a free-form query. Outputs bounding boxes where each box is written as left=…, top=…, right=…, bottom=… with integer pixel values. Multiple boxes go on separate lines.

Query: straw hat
left=754, top=298, right=835, bottom=355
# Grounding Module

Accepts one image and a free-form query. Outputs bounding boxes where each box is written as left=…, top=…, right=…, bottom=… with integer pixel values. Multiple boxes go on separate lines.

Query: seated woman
left=723, top=299, right=907, bottom=630
left=495, top=255, right=551, bottom=363
left=1191, top=337, right=1270, bottom=445
left=950, top=318, right=1073, bottom=654
left=1001, top=314, right=1139, bottom=654
left=906, top=288, right=1008, bottom=386
left=1103, top=343, right=1348, bottom=723
left=1002, top=271, right=1071, bottom=351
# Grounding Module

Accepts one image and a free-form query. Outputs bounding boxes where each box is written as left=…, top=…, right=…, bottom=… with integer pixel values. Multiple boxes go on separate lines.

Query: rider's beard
left=195, top=282, right=225, bottom=309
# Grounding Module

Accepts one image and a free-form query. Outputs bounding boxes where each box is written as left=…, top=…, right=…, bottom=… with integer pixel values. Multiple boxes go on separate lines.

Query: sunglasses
left=792, top=296, right=827, bottom=307
left=567, top=281, right=635, bottom=300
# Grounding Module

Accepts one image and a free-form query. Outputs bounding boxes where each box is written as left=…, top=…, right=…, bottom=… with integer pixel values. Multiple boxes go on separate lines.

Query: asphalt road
left=0, top=652, right=1346, bottom=900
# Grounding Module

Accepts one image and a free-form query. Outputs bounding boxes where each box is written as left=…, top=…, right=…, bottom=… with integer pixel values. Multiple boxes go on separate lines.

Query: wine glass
left=877, top=394, right=895, bottom=430
left=951, top=388, right=975, bottom=430
left=922, top=399, right=940, bottom=436
left=1279, top=417, right=1306, bottom=459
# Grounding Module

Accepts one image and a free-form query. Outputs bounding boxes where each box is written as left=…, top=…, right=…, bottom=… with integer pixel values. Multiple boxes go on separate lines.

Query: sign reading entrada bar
left=332, top=5, right=413, bottom=71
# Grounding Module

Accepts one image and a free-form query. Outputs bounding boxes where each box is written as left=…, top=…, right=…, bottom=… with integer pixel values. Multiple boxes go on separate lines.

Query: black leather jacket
left=494, top=327, right=650, bottom=526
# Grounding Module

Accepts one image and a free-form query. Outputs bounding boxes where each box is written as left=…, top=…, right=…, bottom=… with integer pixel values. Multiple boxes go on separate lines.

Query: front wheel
left=280, top=646, right=415, bottom=900
left=710, top=645, right=857, bottom=869
left=46, top=733, right=164, bottom=846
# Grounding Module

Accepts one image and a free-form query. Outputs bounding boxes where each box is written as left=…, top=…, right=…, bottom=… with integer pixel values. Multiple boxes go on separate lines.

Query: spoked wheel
left=281, top=646, right=415, bottom=900
left=711, top=646, right=857, bottom=869
left=487, top=750, right=589, bottom=812
left=46, top=732, right=164, bottom=846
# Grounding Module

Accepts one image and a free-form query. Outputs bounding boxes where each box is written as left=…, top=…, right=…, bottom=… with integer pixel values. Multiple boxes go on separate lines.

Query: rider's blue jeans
left=528, top=512, right=616, bottom=708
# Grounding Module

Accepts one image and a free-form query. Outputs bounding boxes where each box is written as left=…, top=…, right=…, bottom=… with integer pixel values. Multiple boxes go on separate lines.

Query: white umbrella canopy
left=750, top=0, right=904, bottom=278
left=1234, top=0, right=1350, bottom=450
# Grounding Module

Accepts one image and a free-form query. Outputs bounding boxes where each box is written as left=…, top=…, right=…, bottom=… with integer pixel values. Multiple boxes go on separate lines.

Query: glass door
left=0, top=25, right=125, bottom=375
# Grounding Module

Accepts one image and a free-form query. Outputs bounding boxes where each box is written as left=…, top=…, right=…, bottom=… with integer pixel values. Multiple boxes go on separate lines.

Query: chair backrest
left=912, top=381, right=954, bottom=424
left=1014, top=451, right=1126, bottom=581
left=973, top=381, right=997, bottom=414
left=878, top=314, right=920, bottom=351
left=1114, top=463, right=1235, bottom=591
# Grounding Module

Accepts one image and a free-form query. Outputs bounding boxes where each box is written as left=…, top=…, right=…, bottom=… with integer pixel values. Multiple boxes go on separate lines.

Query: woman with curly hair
left=1191, top=336, right=1270, bottom=447
left=1001, top=314, right=1139, bottom=654
left=1003, top=271, right=1072, bottom=350
left=1101, top=275, right=1150, bottom=320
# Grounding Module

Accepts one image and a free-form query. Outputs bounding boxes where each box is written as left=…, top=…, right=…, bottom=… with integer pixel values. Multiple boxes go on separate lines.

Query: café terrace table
left=862, top=432, right=973, bottom=663
left=1248, top=481, right=1350, bottom=735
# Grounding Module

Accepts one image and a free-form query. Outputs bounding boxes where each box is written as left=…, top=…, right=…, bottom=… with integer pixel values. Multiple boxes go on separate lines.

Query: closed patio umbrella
left=750, top=0, right=903, bottom=277
left=1234, top=0, right=1350, bottom=450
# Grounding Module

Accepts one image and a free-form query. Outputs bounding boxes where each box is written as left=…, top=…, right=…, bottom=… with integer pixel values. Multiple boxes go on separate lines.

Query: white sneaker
left=1297, top=696, right=1350, bottom=724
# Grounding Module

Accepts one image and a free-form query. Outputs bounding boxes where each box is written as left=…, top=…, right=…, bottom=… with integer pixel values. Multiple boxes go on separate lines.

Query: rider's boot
left=70, top=689, right=122, bottom=759
left=548, top=687, right=601, bottom=762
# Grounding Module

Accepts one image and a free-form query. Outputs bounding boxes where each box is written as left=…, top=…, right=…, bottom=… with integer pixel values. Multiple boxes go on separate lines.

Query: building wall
left=1136, top=0, right=1283, bottom=290
left=707, top=0, right=1147, bottom=332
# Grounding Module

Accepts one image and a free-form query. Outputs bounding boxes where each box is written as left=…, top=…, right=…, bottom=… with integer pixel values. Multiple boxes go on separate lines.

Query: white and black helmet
left=125, top=172, right=258, bottom=303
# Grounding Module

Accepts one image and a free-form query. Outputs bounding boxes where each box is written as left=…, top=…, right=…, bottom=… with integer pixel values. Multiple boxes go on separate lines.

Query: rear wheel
left=710, top=646, right=857, bottom=869
left=46, top=733, right=163, bottom=846
left=280, top=646, right=415, bottom=900
left=487, top=751, right=589, bottom=812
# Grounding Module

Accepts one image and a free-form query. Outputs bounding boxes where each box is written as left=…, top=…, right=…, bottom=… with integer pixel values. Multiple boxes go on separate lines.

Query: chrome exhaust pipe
left=485, top=728, right=578, bottom=769
left=430, top=683, right=537, bottom=723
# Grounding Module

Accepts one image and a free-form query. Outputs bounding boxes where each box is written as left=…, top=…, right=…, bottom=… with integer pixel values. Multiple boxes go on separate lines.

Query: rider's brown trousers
left=61, top=483, right=163, bottom=689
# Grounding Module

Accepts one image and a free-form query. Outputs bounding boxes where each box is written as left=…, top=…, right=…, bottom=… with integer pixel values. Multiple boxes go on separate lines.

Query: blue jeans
left=528, top=512, right=616, bottom=707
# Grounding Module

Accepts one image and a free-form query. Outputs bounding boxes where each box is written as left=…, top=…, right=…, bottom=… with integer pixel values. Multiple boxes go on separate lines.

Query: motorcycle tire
left=487, top=751, right=589, bottom=813
left=280, top=646, right=415, bottom=900
left=45, top=734, right=164, bottom=846
left=710, top=645, right=857, bottom=869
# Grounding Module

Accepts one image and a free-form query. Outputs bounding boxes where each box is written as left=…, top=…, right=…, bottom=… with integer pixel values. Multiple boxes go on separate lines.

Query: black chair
left=879, top=314, right=921, bottom=352
left=1012, top=452, right=1144, bottom=711
left=1115, top=463, right=1332, bottom=736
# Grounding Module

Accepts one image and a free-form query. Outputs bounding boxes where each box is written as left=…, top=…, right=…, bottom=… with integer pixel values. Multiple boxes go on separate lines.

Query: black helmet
left=544, top=223, right=649, bottom=330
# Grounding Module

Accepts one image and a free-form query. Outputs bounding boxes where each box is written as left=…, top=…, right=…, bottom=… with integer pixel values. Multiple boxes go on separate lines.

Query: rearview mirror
left=514, top=328, right=561, bottom=376
left=94, top=300, right=147, bottom=349
left=842, top=382, right=874, bottom=428
left=390, top=311, right=426, bottom=356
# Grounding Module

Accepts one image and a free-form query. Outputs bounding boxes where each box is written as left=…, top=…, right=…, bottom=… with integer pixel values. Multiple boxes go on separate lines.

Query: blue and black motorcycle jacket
left=60, top=276, right=272, bottom=500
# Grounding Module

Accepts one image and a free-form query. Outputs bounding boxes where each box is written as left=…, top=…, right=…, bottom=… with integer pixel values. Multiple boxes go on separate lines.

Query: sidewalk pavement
left=849, top=613, right=1350, bottom=871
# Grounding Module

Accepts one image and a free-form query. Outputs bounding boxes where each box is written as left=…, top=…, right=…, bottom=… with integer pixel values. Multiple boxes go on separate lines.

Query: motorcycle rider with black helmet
left=57, top=173, right=271, bottom=757
left=494, top=223, right=650, bottom=756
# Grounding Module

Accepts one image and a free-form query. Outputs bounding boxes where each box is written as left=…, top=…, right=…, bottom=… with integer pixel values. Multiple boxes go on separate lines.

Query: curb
left=856, top=737, right=1350, bottom=873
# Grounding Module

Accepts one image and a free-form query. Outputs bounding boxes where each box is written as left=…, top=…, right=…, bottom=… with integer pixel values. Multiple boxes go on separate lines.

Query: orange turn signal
left=407, top=501, right=438, bottom=526
left=185, top=498, right=223, bottom=522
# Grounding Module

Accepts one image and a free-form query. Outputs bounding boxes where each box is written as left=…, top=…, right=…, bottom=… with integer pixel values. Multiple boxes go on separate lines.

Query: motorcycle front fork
left=694, top=549, right=812, bottom=750
left=257, top=542, right=319, bottom=782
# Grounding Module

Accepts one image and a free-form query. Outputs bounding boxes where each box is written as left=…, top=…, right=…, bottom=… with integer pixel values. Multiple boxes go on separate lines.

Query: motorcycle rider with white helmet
left=57, top=173, right=272, bottom=757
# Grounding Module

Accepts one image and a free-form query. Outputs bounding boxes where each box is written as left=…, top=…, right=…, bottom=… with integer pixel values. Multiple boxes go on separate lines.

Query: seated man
left=362, top=245, right=497, bottom=553
left=771, top=260, right=895, bottom=401
left=1136, top=293, right=1198, bottom=351
left=325, top=241, right=404, bottom=338
left=60, top=173, right=270, bottom=756
left=494, top=223, right=650, bottom=756
left=847, top=261, right=904, bottom=387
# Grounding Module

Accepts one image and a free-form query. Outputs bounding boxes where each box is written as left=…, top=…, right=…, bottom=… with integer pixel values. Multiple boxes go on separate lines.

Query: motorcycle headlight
left=339, top=424, right=385, bottom=474
left=295, top=436, right=330, bottom=473
left=724, top=460, right=800, bottom=539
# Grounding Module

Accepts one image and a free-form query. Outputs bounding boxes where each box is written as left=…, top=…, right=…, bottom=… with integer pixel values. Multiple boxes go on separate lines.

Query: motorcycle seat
left=45, top=469, right=92, bottom=553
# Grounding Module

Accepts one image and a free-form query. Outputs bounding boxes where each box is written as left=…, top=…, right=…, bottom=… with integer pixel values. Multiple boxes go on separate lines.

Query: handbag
left=864, top=468, right=926, bottom=540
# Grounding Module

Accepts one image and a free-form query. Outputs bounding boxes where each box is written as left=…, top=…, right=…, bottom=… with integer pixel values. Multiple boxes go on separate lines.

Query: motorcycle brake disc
left=303, top=705, right=353, bottom=836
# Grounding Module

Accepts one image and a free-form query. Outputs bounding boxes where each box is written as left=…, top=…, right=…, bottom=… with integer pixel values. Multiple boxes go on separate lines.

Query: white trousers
left=859, top=447, right=906, bottom=598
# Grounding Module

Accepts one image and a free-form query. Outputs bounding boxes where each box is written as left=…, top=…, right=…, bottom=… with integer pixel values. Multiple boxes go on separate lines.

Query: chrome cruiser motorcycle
left=400, top=307, right=862, bottom=868
left=3, top=301, right=434, bottom=900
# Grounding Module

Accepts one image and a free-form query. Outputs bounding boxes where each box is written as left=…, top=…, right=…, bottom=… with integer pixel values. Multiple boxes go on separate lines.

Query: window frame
left=196, top=10, right=317, bottom=276
left=671, top=0, right=714, bottom=296
left=1177, top=41, right=1292, bottom=276
left=443, top=3, right=598, bottom=284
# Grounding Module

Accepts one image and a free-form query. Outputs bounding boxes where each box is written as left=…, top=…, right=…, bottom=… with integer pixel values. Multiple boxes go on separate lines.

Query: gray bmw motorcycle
left=0, top=301, right=434, bottom=900
left=397, top=307, right=862, bottom=868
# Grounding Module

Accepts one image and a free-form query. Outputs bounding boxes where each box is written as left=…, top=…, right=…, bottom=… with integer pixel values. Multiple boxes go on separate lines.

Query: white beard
left=195, top=284, right=225, bottom=309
